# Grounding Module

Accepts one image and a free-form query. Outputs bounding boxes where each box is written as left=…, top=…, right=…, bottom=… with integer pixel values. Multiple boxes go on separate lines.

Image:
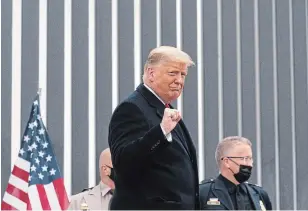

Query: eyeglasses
left=101, top=165, right=113, bottom=170
left=221, top=156, right=253, bottom=163
left=104, top=165, right=113, bottom=169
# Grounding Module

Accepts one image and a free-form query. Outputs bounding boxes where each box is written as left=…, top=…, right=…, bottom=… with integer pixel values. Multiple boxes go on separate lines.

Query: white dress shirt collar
left=99, top=182, right=112, bottom=197
left=143, top=83, right=166, bottom=105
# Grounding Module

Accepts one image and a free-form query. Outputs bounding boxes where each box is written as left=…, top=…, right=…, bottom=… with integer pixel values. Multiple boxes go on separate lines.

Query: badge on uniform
left=260, top=200, right=266, bottom=211
left=207, top=198, right=221, bottom=205
left=80, top=202, right=89, bottom=210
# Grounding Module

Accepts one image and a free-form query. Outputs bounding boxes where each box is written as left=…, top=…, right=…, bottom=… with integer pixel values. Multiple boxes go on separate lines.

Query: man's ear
left=222, top=158, right=230, bottom=169
left=101, top=166, right=108, bottom=176
left=148, top=67, right=155, bottom=82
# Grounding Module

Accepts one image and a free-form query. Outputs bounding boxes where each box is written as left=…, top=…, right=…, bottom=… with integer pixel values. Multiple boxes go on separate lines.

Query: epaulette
left=81, top=186, right=94, bottom=192
left=246, top=182, right=261, bottom=187
left=200, top=178, right=215, bottom=184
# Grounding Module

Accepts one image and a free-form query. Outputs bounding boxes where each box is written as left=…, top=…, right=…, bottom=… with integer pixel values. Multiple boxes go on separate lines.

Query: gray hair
left=215, top=136, right=252, bottom=167
left=142, top=46, right=194, bottom=82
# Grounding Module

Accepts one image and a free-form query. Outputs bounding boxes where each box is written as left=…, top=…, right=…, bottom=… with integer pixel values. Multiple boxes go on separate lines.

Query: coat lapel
left=156, top=109, right=163, bottom=118
left=156, top=109, right=191, bottom=157
left=245, top=183, right=262, bottom=210
left=136, top=84, right=165, bottom=111
left=84, top=184, right=102, bottom=210
left=179, top=119, right=196, bottom=155
left=166, top=103, right=193, bottom=157
left=212, top=178, right=234, bottom=210
left=137, top=84, right=191, bottom=157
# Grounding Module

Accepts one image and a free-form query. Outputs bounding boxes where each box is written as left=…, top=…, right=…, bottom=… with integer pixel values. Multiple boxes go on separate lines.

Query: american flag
left=1, top=94, right=69, bottom=210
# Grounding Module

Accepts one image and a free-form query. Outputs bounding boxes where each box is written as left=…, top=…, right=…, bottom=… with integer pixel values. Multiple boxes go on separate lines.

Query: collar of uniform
left=218, top=174, right=247, bottom=194
left=99, top=182, right=112, bottom=197
left=239, top=183, right=248, bottom=193
left=143, top=83, right=166, bottom=105
left=218, top=174, right=236, bottom=191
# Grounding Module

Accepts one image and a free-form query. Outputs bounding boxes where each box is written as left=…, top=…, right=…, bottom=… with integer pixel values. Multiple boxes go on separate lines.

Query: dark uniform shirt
left=218, top=174, right=254, bottom=210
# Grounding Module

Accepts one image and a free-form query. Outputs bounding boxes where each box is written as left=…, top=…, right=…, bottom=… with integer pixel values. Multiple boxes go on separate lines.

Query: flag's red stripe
left=36, top=185, right=51, bottom=210
left=12, top=165, right=29, bottom=182
left=1, top=201, right=17, bottom=210
left=6, top=183, right=31, bottom=210
left=53, top=179, right=69, bottom=210
left=5, top=183, right=29, bottom=204
left=27, top=201, right=32, bottom=210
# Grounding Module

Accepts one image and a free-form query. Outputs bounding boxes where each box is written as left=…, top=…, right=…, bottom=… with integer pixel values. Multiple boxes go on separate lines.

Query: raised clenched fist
left=160, top=108, right=181, bottom=134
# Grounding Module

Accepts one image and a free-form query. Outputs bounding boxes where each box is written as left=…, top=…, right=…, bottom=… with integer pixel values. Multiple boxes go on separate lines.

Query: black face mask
left=109, top=168, right=115, bottom=181
left=228, top=159, right=252, bottom=183
left=233, top=164, right=252, bottom=183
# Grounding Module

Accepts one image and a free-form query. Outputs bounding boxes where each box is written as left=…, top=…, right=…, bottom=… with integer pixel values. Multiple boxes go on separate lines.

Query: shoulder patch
left=81, top=186, right=94, bottom=192
left=200, top=178, right=215, bottom=184
left=247, top=182, right=261, bottom=187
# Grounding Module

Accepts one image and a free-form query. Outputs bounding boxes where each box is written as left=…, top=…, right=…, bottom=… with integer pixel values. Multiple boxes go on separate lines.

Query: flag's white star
left=33, top=121, right=38, bottom=127
left=28, top=123, right=34, bottom=129
left=49, top=168, right=56, bottom=175
left=37, top=115, right=41, bottom=120
left=42, top=142, right=48, bottom=149
left=35, top=158, right=40, bottom=165
left=28, top=146, right=33, bottom=152
left=33, top=100, right=38, bottom=105
left=36, top=136, right=41, bottom=142
left=46, top=155, right=52, bottom=162
left=30, top=165, right=36, bottom=172
left=19, top=148, right=25, bottom=156
left=38, top=151, right=45, bottom=158
left=28, top=175, right=32, bottom=181
left=23, top=135, right=30, bottom=142
left=39, top=128, right=45, bottom=135
left=42, top=165, right=48, bottom=172
left=38, top=173, right=44, bottom=180
left=31, top=142, right=38, bottom=150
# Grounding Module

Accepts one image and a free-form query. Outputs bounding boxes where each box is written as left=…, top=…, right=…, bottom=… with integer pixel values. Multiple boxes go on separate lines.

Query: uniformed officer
left=199, top=136, right=272, bottom=210
left=68, top=148, right=115, bottom=210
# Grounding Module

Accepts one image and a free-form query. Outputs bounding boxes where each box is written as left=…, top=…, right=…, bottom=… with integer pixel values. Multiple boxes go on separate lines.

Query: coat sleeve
left=259, top=188, right=272, bottom=210
left=199, top=181, right=213, bottom=210
left=67, top=194, right=83, bottom=210
left=67, top=200, right=77, bottom=210
left=249, top=184, right=273, bottom=210
left=108, top=102, right=171, bottom=177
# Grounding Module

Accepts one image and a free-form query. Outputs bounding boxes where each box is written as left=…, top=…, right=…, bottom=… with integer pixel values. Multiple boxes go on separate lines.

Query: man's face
left=100, top=155, right=113, bottom=180
left=149, top=61, right=188, bottom=103
left=101, top=158, right=113, bottom=177
left=223, top=143, right=253, bottom=174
